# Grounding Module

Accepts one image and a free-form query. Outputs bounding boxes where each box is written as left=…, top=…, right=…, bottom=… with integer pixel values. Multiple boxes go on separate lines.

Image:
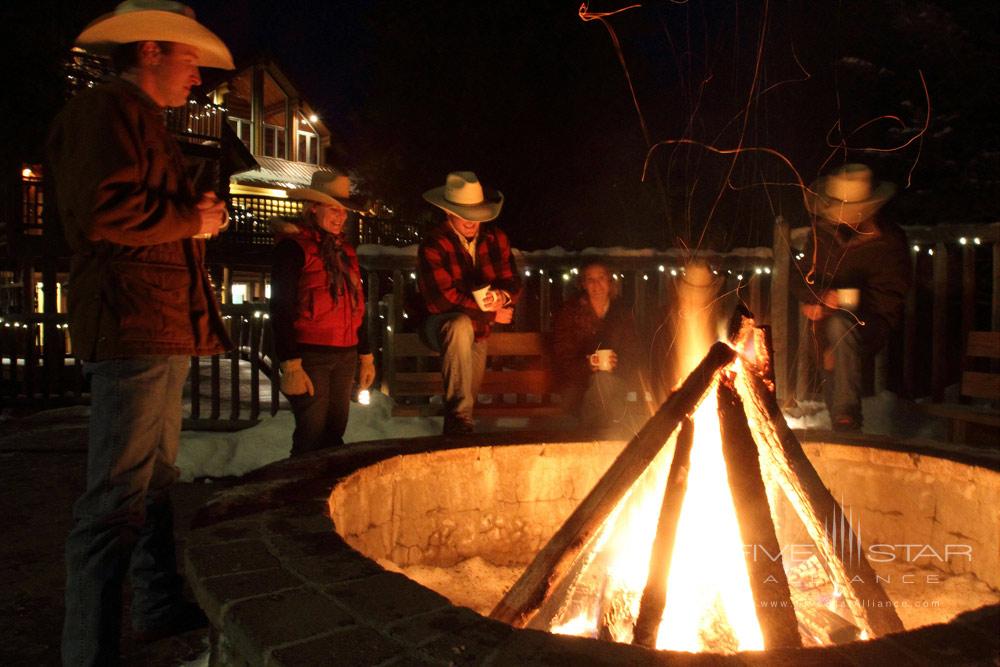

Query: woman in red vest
left=270, top=171, right=375, bottom=456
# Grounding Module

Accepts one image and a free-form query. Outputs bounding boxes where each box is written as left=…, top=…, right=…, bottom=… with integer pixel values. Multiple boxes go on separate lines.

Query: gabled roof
left=203, top=56, right=332, bottom=138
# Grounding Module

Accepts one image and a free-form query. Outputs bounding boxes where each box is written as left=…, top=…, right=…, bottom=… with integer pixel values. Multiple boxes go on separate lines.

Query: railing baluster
left=189, top=356, right=201, bottom=421
left=229, top=314, right=241, bottom=421
left=210, top=352, right=221, bottom=420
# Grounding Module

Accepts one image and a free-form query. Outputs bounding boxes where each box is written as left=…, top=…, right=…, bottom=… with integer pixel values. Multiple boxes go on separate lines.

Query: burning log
left=489, top=341, right=737, bottom=627
left=790, top=589, right=861, bottom=645
left=716, top=379, right=801, bottom=649
left=735, top=332, right=905, bottom=637
left=631, top=419, right=694, bottom=648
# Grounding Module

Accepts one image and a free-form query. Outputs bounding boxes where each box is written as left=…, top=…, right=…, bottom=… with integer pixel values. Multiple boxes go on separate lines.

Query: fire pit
left=185, top=431, right=999, bottom=665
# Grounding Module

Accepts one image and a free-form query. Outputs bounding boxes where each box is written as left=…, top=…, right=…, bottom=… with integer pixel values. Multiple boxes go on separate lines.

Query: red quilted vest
left=281, top=228, right=365, bottom=347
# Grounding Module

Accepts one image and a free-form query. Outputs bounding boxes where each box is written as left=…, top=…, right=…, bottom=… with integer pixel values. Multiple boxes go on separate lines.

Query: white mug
left=472, top=285, right=493, bottom=311
left=589, top=349, right=614, bottom=371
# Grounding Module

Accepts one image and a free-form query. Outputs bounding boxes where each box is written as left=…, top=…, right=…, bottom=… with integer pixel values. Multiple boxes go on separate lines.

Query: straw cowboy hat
left=287, top=171, right=367, bottom=213
left=75, top=0, right=234, bottom=70
left=423, top=172, right=504, bottom=222
left=805, top=163, right=896, bottom=226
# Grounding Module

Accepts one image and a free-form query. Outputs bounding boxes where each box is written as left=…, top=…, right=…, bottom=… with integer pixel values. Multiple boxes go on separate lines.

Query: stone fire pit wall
left=185, top=433, right=1000, bottom=666
left=329, top=441, right=625, bottom=568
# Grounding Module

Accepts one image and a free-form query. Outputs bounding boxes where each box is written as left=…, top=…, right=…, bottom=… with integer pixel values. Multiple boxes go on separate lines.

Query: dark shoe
left=832, top=415, right=862, bottom=432
left=132, top=600, right=208, bottom=642
left=443, top=415, right=474, bottom=435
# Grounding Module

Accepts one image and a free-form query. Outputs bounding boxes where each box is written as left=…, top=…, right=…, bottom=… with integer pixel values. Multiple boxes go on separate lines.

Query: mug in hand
left=590, top=349, right=614, bottom=371
left=472, top=285, right=493, bottom=311
left=194, top=204, right=230, bottom=240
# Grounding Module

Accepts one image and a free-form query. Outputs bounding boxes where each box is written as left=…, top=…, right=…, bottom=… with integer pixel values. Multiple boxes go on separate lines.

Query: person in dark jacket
left=416, top=172, right=522, bottom=434
left=552, top=260, right=644, bottom=434
left=46, top=2, right=234, bottom=663
left=270, top=171, right=375, bottom=456
left=790, top=164, right=911, bottom=431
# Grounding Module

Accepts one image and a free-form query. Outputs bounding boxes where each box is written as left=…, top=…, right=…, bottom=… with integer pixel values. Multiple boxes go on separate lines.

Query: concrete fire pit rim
left=185, top=432, right=1000, bottom=665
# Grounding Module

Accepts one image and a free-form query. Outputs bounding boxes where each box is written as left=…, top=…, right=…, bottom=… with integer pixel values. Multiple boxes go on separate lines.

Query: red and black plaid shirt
left=417, top=223, right=522, bottom=340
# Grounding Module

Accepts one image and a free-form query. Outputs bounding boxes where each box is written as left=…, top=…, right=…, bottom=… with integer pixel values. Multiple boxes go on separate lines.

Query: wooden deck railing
left=1, top=220, right=996, bottom=426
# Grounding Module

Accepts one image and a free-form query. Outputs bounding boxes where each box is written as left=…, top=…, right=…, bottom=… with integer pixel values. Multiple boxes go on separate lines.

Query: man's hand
left=801, top=304, right=825, bottom=321
left=279, top=358, right=314, bottom=396
left=494, top=307, right=514, bottom=324
left=358, top=354, right=376, bottom=390
left=194, top=192, right=228, bottom=238
left=801, top=290, right=837, bottom=320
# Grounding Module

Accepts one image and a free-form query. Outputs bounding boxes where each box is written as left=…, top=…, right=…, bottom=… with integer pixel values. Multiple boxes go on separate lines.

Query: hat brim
left=422, top=187, right=503, bottom=223
left=805, top=178, right=896, bottom=226
left=76, top=10, right=234, bottom=69
left=288, top=188, right=345, bottom=209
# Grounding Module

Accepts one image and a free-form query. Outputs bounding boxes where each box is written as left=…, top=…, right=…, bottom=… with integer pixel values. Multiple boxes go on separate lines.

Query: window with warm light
left=297, top=113, right=320, bottom=164
left=231, top=283, right=248, bottom=305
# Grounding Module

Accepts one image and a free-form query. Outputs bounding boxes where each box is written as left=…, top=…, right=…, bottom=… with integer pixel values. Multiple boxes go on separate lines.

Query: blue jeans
left=287, top=346, right=357, bottom=456
left=63, top=355, right=189, bottom=666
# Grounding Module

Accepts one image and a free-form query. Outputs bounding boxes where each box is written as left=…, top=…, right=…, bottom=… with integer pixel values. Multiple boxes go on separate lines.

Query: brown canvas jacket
left=47, top=77, right=230, bottom=360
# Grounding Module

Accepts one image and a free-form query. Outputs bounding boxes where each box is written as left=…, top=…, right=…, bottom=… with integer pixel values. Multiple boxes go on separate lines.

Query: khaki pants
left=420, top=313, right=487, bottom=420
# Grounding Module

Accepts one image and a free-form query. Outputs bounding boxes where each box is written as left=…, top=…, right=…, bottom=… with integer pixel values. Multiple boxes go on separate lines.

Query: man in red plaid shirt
left=417, top=172, right=523, bottom=434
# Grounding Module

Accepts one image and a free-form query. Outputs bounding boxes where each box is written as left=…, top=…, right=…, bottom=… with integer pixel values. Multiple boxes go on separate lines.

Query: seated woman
left=552, top=260, right=645, bottom=435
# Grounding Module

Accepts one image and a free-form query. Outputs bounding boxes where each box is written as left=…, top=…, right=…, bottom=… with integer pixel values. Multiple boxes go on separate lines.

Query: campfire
left=488, top=308, right=904, bottom=652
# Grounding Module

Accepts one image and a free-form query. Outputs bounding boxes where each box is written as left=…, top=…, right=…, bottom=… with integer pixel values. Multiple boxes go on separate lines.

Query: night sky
left=5, top=1, right=998, bottom=250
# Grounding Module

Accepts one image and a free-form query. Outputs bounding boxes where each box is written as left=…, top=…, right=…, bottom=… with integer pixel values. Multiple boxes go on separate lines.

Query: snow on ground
left=784, top=391, right=947, bottom=441
left=175, top=390, right=441, bottom=481
left=176, top=385, right=949, bottom=482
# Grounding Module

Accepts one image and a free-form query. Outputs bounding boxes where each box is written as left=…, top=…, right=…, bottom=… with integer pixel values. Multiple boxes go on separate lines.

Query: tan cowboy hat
left=75, top=0, right=234, bottom=70
left=805, top=163, right=896, bottom=226
left=287, top=171, right=367, bottom=212
left=422, top=171, right=504, bottom=222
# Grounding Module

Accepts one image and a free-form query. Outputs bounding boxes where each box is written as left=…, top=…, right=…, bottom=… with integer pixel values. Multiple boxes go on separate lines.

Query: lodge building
left=0, top=51, right=419, bottom=318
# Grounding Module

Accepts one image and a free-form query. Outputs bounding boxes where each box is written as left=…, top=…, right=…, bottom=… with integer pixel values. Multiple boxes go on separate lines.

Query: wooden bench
left=382, top=329, right=562, bottom=417
left=922, top=331, right=1000, bottom=444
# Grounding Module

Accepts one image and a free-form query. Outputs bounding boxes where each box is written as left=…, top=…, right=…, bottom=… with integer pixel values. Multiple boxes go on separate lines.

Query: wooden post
left=539, top=270, right=551, bottom=334
left=931, top=242, right=948, bottom=401
left=631, top=419, right=694, bottom=648
left=993, top=240, right=1000, bottom=333
left=735, top=367, right=904, bottom=637
left=489, top=342, right=736, bottom=628
left=717, top=379, right=801, bottom=649
left=770, top=216, right=791, bottom=404
left=902, top=247, right=919, bottom=398
left=960, top=244, right=976, bottom=361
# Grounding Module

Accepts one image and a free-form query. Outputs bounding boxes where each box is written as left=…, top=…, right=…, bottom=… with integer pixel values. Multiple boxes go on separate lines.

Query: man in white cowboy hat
left=269, top=171, right=376, bottom=456
left=46, top=1, right=234, bottom=663
left=791, top=163, right=911, bottom=431
left=416, top=171, right=523, bottom=434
